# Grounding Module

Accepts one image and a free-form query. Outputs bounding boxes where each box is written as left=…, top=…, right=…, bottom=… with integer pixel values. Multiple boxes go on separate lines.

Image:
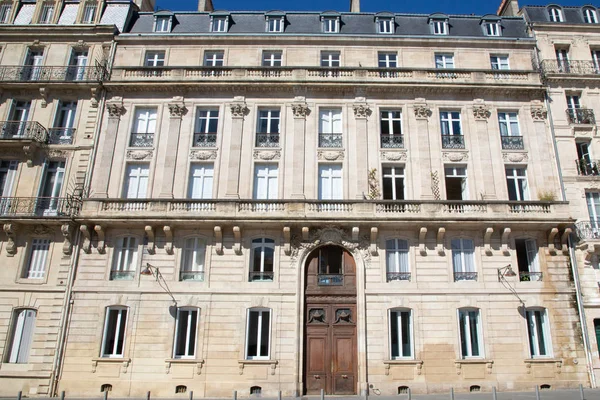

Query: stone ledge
left=238, top=359, right=278, bottom=375
left=524, top=358, right=563, bottom=375
left=454, top=359, right=493, bottom=375
left=165, top=358, right=204, bottom=375
left=383, top=359, right=423, bottom=376
left=91, top=357, right=131, bottom=373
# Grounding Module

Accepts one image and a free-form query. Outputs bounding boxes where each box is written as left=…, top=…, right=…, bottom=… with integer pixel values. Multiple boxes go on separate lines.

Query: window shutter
left=27, top=239, right=50, bottom=278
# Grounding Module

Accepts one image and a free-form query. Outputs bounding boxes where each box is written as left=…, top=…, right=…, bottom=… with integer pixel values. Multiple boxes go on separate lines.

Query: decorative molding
left=370, top=227, right=378, bottom=256
left=164, top=226, right=173, bottom=255
left=353, top=104, right=372, bottom=119
left=531, top=107, right=548, bottom=121
left=561, top=228, right=572, bottom=254
left=436, top=227, right=445, bottom=256
left=283, top=227, right=291, bottom=255
left=92, top=358, right=131, bottom=374
left=547, top=228, right=559, bottom=255
left=23, top=144, right=36, bottom=168
left=168, top=102, right=187, bottom=118
left=90, top=87, right=99, bottom=108
left=145, top=226, right=155, bottom=255
left=473, top=105, right=491, bottom=120
left=3, top=224, right=17, bottom=256
left=61, top=224, right=73, bottom=255
left=318, top=150, right=344, bottom=161
left=502, top=152, right=529, bottom=163
left=164, top=359, right=204, bottom=375
left=106, top=101, right=125, bottom=118
left=31, top=225, right=51, bottom=236
left=214, top=226, right=223, bottom=255
left=230, top=103, right=249, bottom=118
left=292, top=103, right=311, bottom=118
left=80, top=225, right=91, bottom=254
left=380, top=151, right=407, bottom=162
left=253, top=150, right=281, bottom=161
left=233, top=226, right=242, bottom=255
left=442, top=152, right=469, bottom=162
left=413, top=104, right=432, bottom=120
left=190, top=150, right=218, bottom=161
left=127, top=150, right=154, bottom=161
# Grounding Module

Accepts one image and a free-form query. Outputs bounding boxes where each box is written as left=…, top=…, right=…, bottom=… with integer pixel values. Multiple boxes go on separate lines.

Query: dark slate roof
left=125, top=11, right=530, bottom=39
left=522, top=4, right=600, bottom=24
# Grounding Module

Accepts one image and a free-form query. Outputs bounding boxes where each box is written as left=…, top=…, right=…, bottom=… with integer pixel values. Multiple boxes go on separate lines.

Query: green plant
left=538, top=190, right=556, bottom=202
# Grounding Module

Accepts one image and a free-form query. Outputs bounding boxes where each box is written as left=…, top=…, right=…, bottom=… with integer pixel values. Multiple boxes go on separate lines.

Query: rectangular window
left=435, top=54, right=454, bottom=69
left=515, top=239, right=541, bottom=281
left=50, top=101, right=77, bottom=144
left=386, top=239, right=409, bottom=281
left=111, top=237, right=137, bottom=280
left=82, top=2, right=97, bottom=23
left=380, top=111, right=402, bottom=148
left=526, top=309, right=551, bottom=357
left=592, top=50, right=600, bottom=73
left=459, top=309, right=482, bottom=358
left=181, top=238, right=205, bottom=281
left=154, top=16, right=170, bottom=32
left=101, top=308, right=127, bottom=357
left=490, top=55, right=509, bottom=70
left=23, top=49, right=43, bottom=81
left=253, top=164, right=278, bottom=200
left=23, top=239, right=50, bottom=279
left=8, top=101, right=31, bottom=137
left=66, top=50, right=88, bottom=81
left=587, top=192, right=600, bottom=232
left=390, top=309, right=412, bottom=359
left=318, top=164, right=342, bottom=200
left=130, top=108, right=156, bottom=148
left=123, top=164, right=149, bottom=199
left=566, top=94, right=580, bottom=110
left=382, top=167, right=404, bottom=200
left=432, top=20, right=448, bottom=35
left=378, top=52, right=397, bottom=68
left=322, top=17, right=338, bottom=33
left=204, top=51, right=224, bottom=67
left=498, top=112, right=523, bottom=150
left=377, top=18, right=393, bottom=34
left=145, top=51, right=165, bottom=67
left=267, top=17, right=283, bottom=32
left=246, top=309, right=271, bottom=359
left=256, top=109, right=280, bottom=147
left=584, top=8, right=598, bottom=23
left=174, top=308, right=198, bottom=358
left=250, top=238, right=275, bottom=281
left=39, top=3, right=54, bottom=23
left=262, top=51, right=282, bottom=67
left=440, top=111, right=463, bottom=149
left=319, top=109, right=342, bottom=148
left=188, top=164, right=213, bottom=199
left=556, top=48, right=569, bottom=72
left=194, top=109, right=218, bottom=147
left=452, top=238, right=476, bottom=281
left=0, top=160, right=18, bottom=198
left=506, top=168, right=529, bottom=201
left=577, top=142, right=594, bottom=176
left=7, top=309, right=36, bottom=363
left=0, top=3, right=12, bottom=23
left=445, top=167, right=468, bottom=200
left=321, top=51, right=340, bottom=67
left=211, top=16, right=228, bottom=32
left=485, top=22, right=501, bottom=36
left=38, top=161, right=65, bottom=214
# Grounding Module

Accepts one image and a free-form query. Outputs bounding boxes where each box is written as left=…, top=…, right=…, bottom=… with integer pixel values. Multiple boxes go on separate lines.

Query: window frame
left=385, top=238, right=410, bottom=279
left=262, top=50, right=283, bottom=67
left=110, top=236, right=138, bottom=281
left=211, top=15, right=229, bottom=32
left=180, top=237, right=206, bottom=281
left=39, top=3, right=54, bottom=24
left=526, top=308, right=552, bottom=358
left=584, top=7, right=598, bottom=24
left=154, top=15, right=172, bottom=33
left=548, top=6, right=563, bottom=22
left=451, top=238, right=476, bottom=277
left=203, top=51, right=224, bottom=67
left=245, top=308, right=272, bottom=360
left=498, top=112, right=520, bottom=137
left=458, top=308, right=484, bottom=359
left=376, top=17, right=394, bottom=34
left=0, top=2, right=13, bottom=24
left=82, top=2, right=97, bottom=24
left=23, top=238, right=51, bottom=279
left=431, top=19, right=448, bottom=35
left=173, top=307, right=199, bottom=359
left=435, top=53, right=455, bottom=69
left=265, top=16, right=284, bottom=33
left=389, top=308, right=413, bottom=359
left=253, top=164, right=279, bottom=201
left=249, top=237, right=275, bottom=281
left=440, top=111, right=462, bottom=136
left=187, top=163, right=214, bottom=200
left=123, top=163, right=150, bottom=199
left=321, top=16, right=340, bottom=33
left=101, top=306, right=128, bottom=358
left=484, top=21, right=501, bottom=36
left=6, top=308, right=36, bottom=364
left=382, top=166, right=405, bottom=201
left=318, top=163, right=343, bottom=200
left=490, top=54, right=510, bottom=70
left=320, top=51, right=341, bottom=68
left=505, top=167, right=529, bottom=201
left=378, top=52, right=397, bottom=68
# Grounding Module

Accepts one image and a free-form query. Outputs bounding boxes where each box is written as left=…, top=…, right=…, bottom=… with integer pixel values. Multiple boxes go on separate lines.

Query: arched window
left=249, top=238, right=275, bottom=281
left=180, top=237, right=206, bottom=281
left=548, top=6, right=563, bottom=22
left=583, top=7, right=598, bottom=24
left=389, top=308, right=413, bottom=359
left=458, top=308, right=483, bottom=358
left=6, top=308, right=36, bottom=363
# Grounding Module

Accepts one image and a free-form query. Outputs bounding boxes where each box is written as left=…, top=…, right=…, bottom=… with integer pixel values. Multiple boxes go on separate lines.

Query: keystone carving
left=353, top=104, right=372, bottom=119
left=442, top=152, right=469, bottom=162
left=531, top=107, right=548, bottom=121
left=190, top=150, right=218, bottom=160
left=502, top=153, right=529, bottom=163
left=230, top=103, right=249, bottom=118
left=292, top=103, right=311, bottom=118
left=414, top=105, right=432, bottom=119
left=380, top=151, right=407, bottom=162
left=168, top=103, right=187, bottom=118
left=127, top=150, right=154, bottom=160
left=253, top=150, right=281, bottom=160
left=473, top=105, right=491, bottom=120
left=318, top=151, right=344, bottom=161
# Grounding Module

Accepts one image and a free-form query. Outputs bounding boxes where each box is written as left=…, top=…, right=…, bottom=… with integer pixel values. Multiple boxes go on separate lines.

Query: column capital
left=168, top=103, right=187, bottom=118
left=473, top=105, right=491, bottom=121
left=106, top=101, right=126, bottom=118
left=292, top=103, right=311, bottom=119
left=531, top=107, right=548, bottom=121
left=413, top=104, right=432, bottom=120
left=230, top=102, right=249, bottom=118
left=353, top=103, right=372, bottom=119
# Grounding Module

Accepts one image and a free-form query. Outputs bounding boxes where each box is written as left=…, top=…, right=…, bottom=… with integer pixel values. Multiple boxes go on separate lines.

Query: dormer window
left=39, top=3, right=54, bottom=24
left=584, top=7, right=598, bottom=24
left=211, top=15, right=229, bottom=32
left=0, top=2, right=12, bottom=24
left=265, top=13, right=285, bottom=33
left=154, top=15, right=172, bottom=32
left=549, top=6, right=563, bottom=22
left=376, top=17, right=394, bottom=34
left=429, top=15, right=449, bottom=35
left=482, top=19, right=501, bottom=36
left=321, top=15, right=340, bottom=33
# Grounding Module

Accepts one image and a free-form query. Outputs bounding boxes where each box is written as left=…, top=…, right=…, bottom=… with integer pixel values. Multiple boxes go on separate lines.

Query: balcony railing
left=129, top=132, right=154, bottom=147
left=540, top=59, right=600, bottom=75
left=318, top=274, right=344, bottom=286
left=519, top=271, right=543, bottom=282
left=318, top=133, right=342, bottom=148
left=48, top=128, right=75, bottom=145
left=180, top=271, right=205, bottom=281
left=380, top=134, right=404, bottom=148
left=501, top=136, right=524, bottom=150
left=0, top=197, right=79, bottom=217
left=575, top=221, right=600, bottom=241
left=193, top=132, right=217, bottom=148
left=441, top=135, right=465, bottom=149
left=0, top=65, right=108, bottom=82
left=454, top=271, right=478, bottom=281
left=567, top=108, right=596, bottom=125
left=255, top=133, right=280, bottom=148
left=110, top=270, right=135, bottom=280
left=249, top=271, right=274, bottom=282
left=387, top=272, right=411, bottom=282
left=576, top=159, right=600, bottom=176
left=0, top=121, right=47, bottom=142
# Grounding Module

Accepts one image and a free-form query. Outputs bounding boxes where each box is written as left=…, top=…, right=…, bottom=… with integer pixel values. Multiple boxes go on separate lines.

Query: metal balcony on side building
left=567, top=109, right=596, bottom=125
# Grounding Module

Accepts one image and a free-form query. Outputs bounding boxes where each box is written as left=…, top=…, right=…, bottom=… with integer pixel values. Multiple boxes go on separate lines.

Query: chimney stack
left=198, top=0, right=214, bottom=12
left=350, top=0, right=360, bottom=12
left=134, top=0, right=156, bottom=12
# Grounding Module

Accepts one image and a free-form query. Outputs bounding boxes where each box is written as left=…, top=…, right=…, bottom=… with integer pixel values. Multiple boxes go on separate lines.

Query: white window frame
left=380, top=110, right=402, bottom=135
left=549, top=7, right=563, bottom=22
left=322, top=16, right=339, bottom=33
left=180, top=237, right=206, bottom=281
left=262, top=51, right=282, bottom=67
left=173, top=308, right=199, bottom=358
left=490, top=55, right=510, bottom=70
left=188, top=163, right=214, bottom=199
left=440, top=111, right=462, bottom=136
left=24, top=238, right=50, bottom=279
left=584, top=7, right=598, bottom=23
left=377, top=17, right=394, bottom=34
left=195, top=109, right=219, bottom=134
left=382, top=166, right=405, bottom=200
left=245, top=308, right=271, bottom=360
left=266, top=16, right=284, bottom=33
left=257, top=109, right=280, bottom=134
left=123, top=163, right=150, bottom=199
left=378, top=52, right=397, bottom=68
left=211, top=16, right=229, bottom=32
left=39, top=3, right=54, bottom=24
left=386, top=239, right=409, bottom=276
left=204, top=51, right=224, bottom=67
left=253, top=164, right=279, bottom=200
left=498, top=112, right=520, bottom=136
left=0, top=160, right=18, bottom=199
left=566, top=94, right=581, bottom=110
left=431, top=19, right=448, bottom=35
left=82, top=2, right=97, bottom=23
left=145, top=51, right=165, bottom=67
left=451, top=238, right=476, bottom=275
left=526, top=308, right=552, bottom=358
left=587, top=192, right=600, bottom=231
left=101, top=307, right=128, bottom=358
left=7, top=309, right=36, bottom=363
left=506, top=168, right=529, bottom=201
left=458, top=308, right=483, bottom=358
left=445, top=166, right=468, bottom=200
left=435, top=53, right=454, bottom=69
left=484, top=21, right=501, bottom=36
left=321, top=51, right=340, bottom=68
left=0, top=2, right=12, bottom=23
left=592, top=50, right=600, bottom=72
left=389, top=308, right=413, bottom=359
left=250, top=238, right=275, bottom=275
left=154, top=15, right=171, bottom=32
left=318, top=164, right=343, bottom=200
left=111, top=237, right=138, bottom=280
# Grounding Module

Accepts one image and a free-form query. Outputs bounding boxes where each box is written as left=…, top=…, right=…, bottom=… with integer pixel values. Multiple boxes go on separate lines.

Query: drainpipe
left=544, top=92, right=567, bottom=202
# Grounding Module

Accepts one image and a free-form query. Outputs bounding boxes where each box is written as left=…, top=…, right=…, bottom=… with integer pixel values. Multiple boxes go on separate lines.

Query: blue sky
left=156, top=0, right=597, bottom=14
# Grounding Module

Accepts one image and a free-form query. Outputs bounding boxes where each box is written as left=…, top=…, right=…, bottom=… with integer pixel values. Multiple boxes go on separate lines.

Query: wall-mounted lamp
left=497, top=264, right=525, bottom=309
left=141, top=263, right=177, bottom=306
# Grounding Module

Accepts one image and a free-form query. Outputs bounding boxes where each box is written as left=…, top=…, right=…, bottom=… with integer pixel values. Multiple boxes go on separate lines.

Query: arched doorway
left=303, top=245, right=357, bottom=395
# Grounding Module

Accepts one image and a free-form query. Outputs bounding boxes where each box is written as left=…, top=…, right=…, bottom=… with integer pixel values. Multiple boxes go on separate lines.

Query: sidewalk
left=299, top=390, right=600, bottom=400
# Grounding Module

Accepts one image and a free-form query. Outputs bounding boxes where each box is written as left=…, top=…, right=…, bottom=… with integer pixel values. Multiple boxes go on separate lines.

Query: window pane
left=390, top=311, right=399, bottom=358
left=401, top=311, right=411, bottom=357
left=247, top=312, right=258, bottom=357
left=260, top=311, right=270, bottom=357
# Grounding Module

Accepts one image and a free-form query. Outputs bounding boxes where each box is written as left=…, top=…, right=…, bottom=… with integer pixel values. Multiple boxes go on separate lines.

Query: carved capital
left=230, top=103, right=249, bottom=118
left=3, top=224, right=17, bottom=256
left=473, top=105, right=491, bottom=120
left=292, top=103, right=311, bottom=119
left=353, top=104, right=372, bottom=119
left=106, top=102, right=126, bottom=118
left=414, top=105, right=432, bottom=120
left=168, top=103, right=187, bottom=118
left=531, top=107, right=548, bottom=121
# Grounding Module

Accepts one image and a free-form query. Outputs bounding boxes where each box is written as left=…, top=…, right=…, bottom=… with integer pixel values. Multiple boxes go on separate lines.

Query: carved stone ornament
left=531, top=107, right=548, bottom=121
left=46, top=150, right=69, bottom=160
left=380, top=151, right=407, bottom=162
left=502, top=152, right=529, bottom=163
left=106, top=102, right=125, bottom=118
left=230, top=103, right=249, bottom=118
left=190, top=150, right=218, bottom=160
left=127, top=150, right=154, bottom=160
left=318, top=151, right=344, bottom=161
left=3, top=224, right=17, bottom=256
left=39, top=87, right=48, bottom=108
left=61, top=224, right=73, bottom=255
left=253, top=150, right=281, bottom=161
left=442, top=152, right=469, bottom=162
left=31, top=225, right=52, bottom=236
left=414, top=105, right=432, bottom=119
left=353, top=104, right=372, bottom=119
left=292, top=103, right=311, bottom=118
left=473, top=105, right=491, bottom=120
left=168, top=103, right=187, bottom=118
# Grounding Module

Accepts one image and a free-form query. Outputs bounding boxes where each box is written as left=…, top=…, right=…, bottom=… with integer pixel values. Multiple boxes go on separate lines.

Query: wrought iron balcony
left=454, top=271, right=478, bottom=281
left=540, top=59, right=600, bottom=75
left=180, top=271, right=205, bottom=281
left=48, top=128, right=75, bottom=145
left=129, top=132, right=154, bottom=147
left=441, top=134, right=465, bottom=149
left=249, top=271, right=274, bottom=282
left=192, top=132, right=217, bottom=148
left=575, top=221, right=600, bottom=241
left=501, top=136, right=524, bottom=150
left=567, top=108, right=596, bottom=125
left=519, top=271, right=543, bottom=282
left=387, top=272, right=411, bottom=282
left=0, top=121, right=47, bottom=142
left=318, top=133, right=342, bottom=148
left=576, top=159, right=600, bottom=176
left=380, top=134, right=404, bottom=148
left=318, top=274, right=344, bottom=286
left=0, top=197, right=78, bottom=217
left=0, top=65, right=108, bottom=82
left=110, top=270, right=135, bottom=280
left=255, top=133, right=280, bottom=148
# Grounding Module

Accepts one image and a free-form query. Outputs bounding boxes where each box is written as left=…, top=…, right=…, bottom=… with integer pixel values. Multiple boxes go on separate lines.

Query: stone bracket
left=436, top=227, right=445, bottom=255
left=214, top=226, right=223, bottom=255
left=3, top=223, right=17, bottom=256
left=164, top=226, right=173, bottom=255
left=370, top=227, right=378, bottom=256
left=237, top=360, right=278, bottom=375
left=561, top=228, right=572, bottom=254
left=233, top=226, right=242, bottom=255
left=80, top=225, right=91, bottom=254
left=92, top=358, right=131, bottom=374
left=39, top=87, right=48, bottom=108
left=502, top=228, right=511, bottom=255
left=419, top=227, right=428, bottom=255
left=145, top=226, right=155, bottom=255
left=302, top=227, right=310, bottom=241
left=283, top=227, right=291, bottom=255
left=61, top=224, right=73, bottom=255
left=352, top=227, right=359, bottom=242
left=547, top=228, right=559, bottom=255
left=484, top=227, right=493, bottom=256
left=94, top=225, right=105, bottom=254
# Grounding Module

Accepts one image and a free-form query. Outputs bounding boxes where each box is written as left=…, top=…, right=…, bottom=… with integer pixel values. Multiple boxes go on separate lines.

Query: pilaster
left=93, top=98, right=125, bottom=198
left=225, top=97, right=249, bottom=199
left=352, top=100, right=372, bottom=199
left=158, top=98, right=187, bottom=198
left=412, top=100, right=434, bottom=199
left=291, top=99, right=310, bottom=199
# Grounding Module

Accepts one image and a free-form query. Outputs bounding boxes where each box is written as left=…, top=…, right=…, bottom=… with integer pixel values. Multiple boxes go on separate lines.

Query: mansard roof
left=522, top=4, right=600, bottom=24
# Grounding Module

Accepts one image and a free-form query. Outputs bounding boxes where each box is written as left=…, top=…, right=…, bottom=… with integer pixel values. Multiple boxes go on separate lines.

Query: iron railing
left=567, top=108, right=596, bottom=125
left=454, top=271, right=478, bottom=281
left=192, top=132, right=217, bottom=147
left=380, top=135, right=404, bottom=148
left=318, top=274, right=344, bottom=286
left=441, top=135, right=465, bottom=149
left=249, top=271, right=274, bottom=281
left=179, top=271, right=204, bottom=281
left=318, top=133, right=342, bottom=148
left=387, top=272, right=411, bottom=282
left=501, top=136, right=524, bottom=150
left=0, top=65, right=108, bottom=82
left=255, top=133, right=280, bottom=148
left=129, top=132, right=154, bottom=147
left=575, top=221, right=600, bottom=241
left=0, top=197, right=78, bottom=217
left=0, top=121, right=47, bottom=142
left=47, top=128, right=75, bottom=145
left=519, top=271, right=543, bottom=282
left=576, top=159, right=600, bottom=176
left=540, top=59, right=600, bottom=75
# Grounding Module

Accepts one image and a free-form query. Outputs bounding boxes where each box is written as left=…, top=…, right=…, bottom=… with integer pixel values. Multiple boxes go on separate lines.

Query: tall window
left=378, top=52, right=397, bottom=68
left=584, top=7, right=598, bottom=23
left=188, top=164, right=213, bottom=199
left=380, top=111, right=402, bottom=148
left=445, top=167, right=468, bottom=200
left=253, top=164, right=278, bottom=200
left=556, top=48, right=569, bottom=72
left=506, top=168, right=529, bottom=201
left=67, top=50, right=88, bottom=81
left=386, top=239, right=409, bottom=281
left=484, top=21, right=501, bottom=36
left=592, top=50, right=600, bottom=73
left=458, top=309, right=483, bottom=358
left=526, top=308, right=551, bottom=357
left=262, top=51, right=282, bottom=67
left=0, top=2, right=12, bottom=23
left=435, top=54, right=454, bottom=69
left=322, top=17, right=339, bottom=33
left=250, top=238, right=275, bottom=281
left=549, top=7, right=563, bottom=22
left=566, top=94, right=580, bottom=110
left=431, top=19, right=448, bottom=35
left=123, top=164, right=149, bottom=199
left=101, top=307, right=128, bottom=357
left=498, top=112, right=523, bottom=150
left=23, top=49, right=43, bottom=81
left=319, top=109, right=342, bottom=148
left=154, top=16, right=171, bottom=32
left=266, top=16, right=284, bottom=32
left=452, top=238, right=476, bottom=281
left=6, top=309, right=36, bottom=363
left=194, top=109, right=218, bottom=147
left=39, top=3, right=54, bottom=23
left=318, top=164, right=342, bottom=200
left=256, top=109, right=280, bottom=147
left=130, top=108, right=156, bottom=147
left=180, top=237, right=205, bottom=281
left=82, top=2, right=97, bottom=23
left=382, top=167, right=405, bottom=200
left=173, top=308, right=198, bottom=358
left=490, top=55, right=509, bottom=70
left=8, top=101, right=31, bottom=137
left=577, top=142, right=594, bottom=176
left=515, top=239, right=540, bottom=281
left=23, top=239, right=50, bottom=279
left=51, top=101, right=77, bottom=144
left=145, top=51, right=165, bottom=67
left=0, top=160, right=17, bottom=202
left=211, top=16, right=228, bottom=32
left=587, top=192, right=600, bottom=231
left=204, top=51, right=224, bottom=67
left=246, top=308, right=271, bottom=359
left=38, top=161, right=65, bottom=214
left=111, top=237, right=138, bottom=280
left=389, top=309, right=412, bottom=359
left=377, top=18, right=394, bottom=34
left=440, top=111, right=463, bottom=149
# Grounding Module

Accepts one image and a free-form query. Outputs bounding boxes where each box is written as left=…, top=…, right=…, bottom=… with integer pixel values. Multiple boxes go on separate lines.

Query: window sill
left=165, top=358, right=204, bottom=375
left=16, top=277, right=48, bottom=285
left=383, top=360, right=423, bottom=376
left=454, top=359, right=493, bottom=375
left=238, top=359, right=278, bottom=375
left=91, top=357, right=131, bottom=374
left=524, top=358, right=562, bottom=374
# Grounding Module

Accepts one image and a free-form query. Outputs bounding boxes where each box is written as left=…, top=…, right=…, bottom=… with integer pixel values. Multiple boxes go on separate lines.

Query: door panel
left=306, top=334, right=327, bottom=393
left=332, top=330, right=356, bottom=394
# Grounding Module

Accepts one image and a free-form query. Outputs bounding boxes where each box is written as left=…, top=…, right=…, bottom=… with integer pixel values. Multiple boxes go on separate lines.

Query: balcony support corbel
left=233, top=226, right=242, bottom=255
left=561, top=228, right=573, bottom=254
left=484, top=227, right=494, bottom=256
left=94, top=225, right=105, bottom=254
left=80, top=225, right=91, bottom=254
left=370, top=227, right=378, bottom=256
left=502, top=228, right=511, bottom=255
left=419, top=227, right=427, bottom=256
left=214, top=226, right=223, bottom=255
left=283, top=227, right=291, bottom=255
left=436, top=227, right=446, bottom=255
left=3, top=223, right=17, bottom=256
left=302, top=227, right=310, bottom=241
left=39, top=87, right=48, bottom=108
left=61, top=224, right=73, bottom=255
left=164, top=226, right=173, bottom=255
left=352, top=227, right=359, bottom=242
left=23, top=144, right=36, bottom=167
left=547, top=228, right=559, bottom=255
left=90, top=87, right=99, bottom=108
left=145, top=226, right=155, bottom=255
